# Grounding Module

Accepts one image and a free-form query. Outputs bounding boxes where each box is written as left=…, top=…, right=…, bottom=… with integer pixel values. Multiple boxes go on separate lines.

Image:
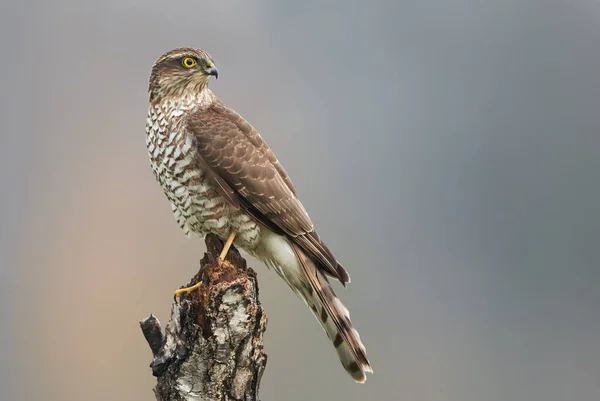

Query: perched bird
left=145, top=48, right=372, bottom=382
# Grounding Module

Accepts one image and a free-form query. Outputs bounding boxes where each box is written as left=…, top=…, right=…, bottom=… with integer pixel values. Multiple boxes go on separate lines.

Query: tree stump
left=140, top=234, right=267, bottom=401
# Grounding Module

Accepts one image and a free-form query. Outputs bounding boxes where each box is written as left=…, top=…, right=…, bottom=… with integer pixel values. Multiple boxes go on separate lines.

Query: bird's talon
left=174, top=281, right=203, bottom=297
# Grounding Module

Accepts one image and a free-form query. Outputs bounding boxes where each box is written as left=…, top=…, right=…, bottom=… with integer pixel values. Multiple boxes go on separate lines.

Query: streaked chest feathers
left=145, top=97, right=237, bottom=238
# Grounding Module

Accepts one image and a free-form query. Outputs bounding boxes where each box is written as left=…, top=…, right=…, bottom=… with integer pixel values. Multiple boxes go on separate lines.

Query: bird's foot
left=174, top=281, right=203, bottom=297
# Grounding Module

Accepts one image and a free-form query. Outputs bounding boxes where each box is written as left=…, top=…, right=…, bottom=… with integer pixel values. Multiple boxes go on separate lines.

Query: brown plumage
left=146, top=47, right=372, bottom=381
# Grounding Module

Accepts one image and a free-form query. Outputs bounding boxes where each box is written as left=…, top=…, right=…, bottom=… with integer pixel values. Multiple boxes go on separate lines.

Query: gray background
left=1, top=1, right=599, bottom=400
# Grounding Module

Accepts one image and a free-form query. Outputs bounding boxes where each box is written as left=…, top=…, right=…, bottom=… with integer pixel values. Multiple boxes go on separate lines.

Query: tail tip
left=346, top=361, right=374, bottom=383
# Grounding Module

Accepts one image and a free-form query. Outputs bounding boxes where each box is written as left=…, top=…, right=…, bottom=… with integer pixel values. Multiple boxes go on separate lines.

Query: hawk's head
left=149, top=48, right=218, bottom=102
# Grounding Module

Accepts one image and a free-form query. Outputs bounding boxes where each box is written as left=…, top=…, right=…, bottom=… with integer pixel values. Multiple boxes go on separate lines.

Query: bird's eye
left=182, top=57, right=197, bottom=68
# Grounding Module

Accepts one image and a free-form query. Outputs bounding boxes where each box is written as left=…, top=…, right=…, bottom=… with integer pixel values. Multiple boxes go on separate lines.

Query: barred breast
left=145, top=96, right=261, bottom=249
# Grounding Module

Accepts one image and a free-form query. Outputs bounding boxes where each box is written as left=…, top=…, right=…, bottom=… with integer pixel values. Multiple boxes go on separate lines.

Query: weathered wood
left=140, top=234, right=267, bottom=401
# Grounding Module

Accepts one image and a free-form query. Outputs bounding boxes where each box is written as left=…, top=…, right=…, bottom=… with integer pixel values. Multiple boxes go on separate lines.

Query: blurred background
left=1, top=0, right=599, bottom=400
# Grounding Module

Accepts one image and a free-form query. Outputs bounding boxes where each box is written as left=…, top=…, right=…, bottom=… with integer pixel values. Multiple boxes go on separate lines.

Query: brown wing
left=187, top=99, right=349, bottom=285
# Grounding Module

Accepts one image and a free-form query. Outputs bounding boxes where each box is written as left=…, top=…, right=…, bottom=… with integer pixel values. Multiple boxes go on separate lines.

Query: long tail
left=289, top=242, right=373, bottom=382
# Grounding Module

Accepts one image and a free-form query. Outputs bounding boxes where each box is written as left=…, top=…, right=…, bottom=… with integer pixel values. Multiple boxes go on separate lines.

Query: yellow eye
left=182, top=57, right=197, bottom=68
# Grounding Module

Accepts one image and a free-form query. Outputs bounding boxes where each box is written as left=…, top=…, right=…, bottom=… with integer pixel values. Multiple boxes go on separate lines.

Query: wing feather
left=187, top=99, right=349, bottom=284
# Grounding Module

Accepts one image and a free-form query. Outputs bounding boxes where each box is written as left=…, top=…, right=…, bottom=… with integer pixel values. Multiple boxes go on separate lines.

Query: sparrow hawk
left=145, top=48, right=372, bottom=382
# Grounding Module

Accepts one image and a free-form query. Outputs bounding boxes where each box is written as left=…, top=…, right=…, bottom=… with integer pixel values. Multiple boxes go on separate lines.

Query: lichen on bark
left=140, top=234, right=267, bottom=401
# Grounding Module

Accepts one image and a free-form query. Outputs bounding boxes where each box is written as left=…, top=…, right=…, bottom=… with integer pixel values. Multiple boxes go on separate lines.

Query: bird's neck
left=184, top=88, right=215, bottom=109
left=151, top=87, right=215, bottom=110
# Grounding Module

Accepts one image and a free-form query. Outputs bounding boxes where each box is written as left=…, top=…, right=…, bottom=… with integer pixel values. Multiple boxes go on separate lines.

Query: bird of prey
left=145, top=48, right=372, bottom=382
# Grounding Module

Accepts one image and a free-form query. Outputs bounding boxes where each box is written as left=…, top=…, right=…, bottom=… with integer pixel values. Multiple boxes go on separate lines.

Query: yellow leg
left=175, top=280, right=203, bottom=297
left=174, top=231, right=236, bottom=297
left=219, top=230, right=237, bottom=261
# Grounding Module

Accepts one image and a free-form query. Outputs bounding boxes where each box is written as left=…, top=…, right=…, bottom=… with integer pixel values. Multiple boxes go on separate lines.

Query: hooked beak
left=206, top=66, right=218, bottom=79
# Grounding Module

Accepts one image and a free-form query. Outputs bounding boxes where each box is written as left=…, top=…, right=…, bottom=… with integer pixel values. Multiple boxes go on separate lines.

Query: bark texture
left=140, top=234, right=267, bottom=401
